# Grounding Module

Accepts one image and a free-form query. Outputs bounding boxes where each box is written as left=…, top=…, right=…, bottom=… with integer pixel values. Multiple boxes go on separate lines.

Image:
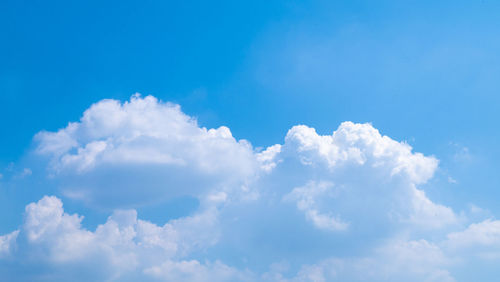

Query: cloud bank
left=1, top=95, right=498, bottom=281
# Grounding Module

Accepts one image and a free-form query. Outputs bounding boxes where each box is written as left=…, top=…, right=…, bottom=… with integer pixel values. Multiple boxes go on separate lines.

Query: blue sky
left=1, top=1, right=500, bottom=281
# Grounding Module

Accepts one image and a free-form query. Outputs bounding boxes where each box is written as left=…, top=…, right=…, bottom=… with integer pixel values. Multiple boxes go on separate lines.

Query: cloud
left=36, top=95, right=256, bottom=175
left=0, top=95, right=472, bottom=281
left=274, top=239, right=455, bottom=282
left=0, top=230, right=18, bottom=258
left=445, top=219, right=500, bottom=260
left=144, top=260, right=253, bottom=282
left=256, top=144, right=282, bottom=173
left=35, top=95, right=263, bottom=207
left=0, top=195, right=223, bottom=281
left=16, top=168, right=32, bottom=178
left=408, top=187, right=458, bottom=229
left=34, top=96, right=453, bottom=230
left=272, top=122, right=456, bottom=231
left=283, top=122, right=438, bottom=185
left=447, top=219, right=500, bottom=247
left=283, top=181, right=348, bottom=231
left=0, top=195, right=462, bottom=282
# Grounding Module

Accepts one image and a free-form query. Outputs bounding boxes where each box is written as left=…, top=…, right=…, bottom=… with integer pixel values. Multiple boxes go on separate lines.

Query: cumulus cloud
left=283, top=122, right=438, bottom=185
left=0, top=195, right=463, bottom=282
left=444, top=219, right=500, bottom=260
left=271, top=122, right=457, bottom=231
left=0, top=95, right=476, bottom=281
left=34, top=96, right=453, bottom=230
left=36, top=95, right=256, bottom=175
left=35, top=95, right=263, bottom=207
left=447, top=219, right=500, bottom=247
left=0, top=195, right=223, bottom=281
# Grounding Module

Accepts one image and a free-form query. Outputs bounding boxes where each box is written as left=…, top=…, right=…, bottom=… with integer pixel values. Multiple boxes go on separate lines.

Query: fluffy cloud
left=0, top=195, right=464, bottom=282
left=0, top=95, right=477, bottom=281
left=271, top=123, right=457, bottom=231
left=35, top=95, right=252, bottom=174
left=444, top=219, right=500, bottom=260
left=283, top=123, right=437, bottom=185
left=34, top=96, right=453, bottom=230
left=447, top=219, right=500, bottom=247
left=0, top=230, right=18, bottom=258
left=0, top=195, right=223, bottom=281
left=35, top=95, right=262, bottom=207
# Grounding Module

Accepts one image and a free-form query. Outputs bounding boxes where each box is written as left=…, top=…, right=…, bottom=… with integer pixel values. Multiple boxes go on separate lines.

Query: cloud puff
left=447, top=219, right=500, bottom=247
left=444, top=219, right=500, bottom=260
left=270, top=123, right=456, bottom=231
left=35, top=95, right=262, bottom=207
left=0, top=195, right=224, bottom=281
left=36, top=95, right=255, bottom=175
left=283, top=122, right=437, bottom=185
left=0, top=230, right=18, bottom=258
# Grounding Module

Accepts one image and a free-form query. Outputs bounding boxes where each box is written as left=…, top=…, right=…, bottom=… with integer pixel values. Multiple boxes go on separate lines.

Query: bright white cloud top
left=0, top=95, right=497, bottom=281
left=35, top=95, right=260, bottom=207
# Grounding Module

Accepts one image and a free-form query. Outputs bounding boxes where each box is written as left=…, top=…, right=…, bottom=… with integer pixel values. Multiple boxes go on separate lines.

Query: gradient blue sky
left=1, top=1, right=500, bottom=281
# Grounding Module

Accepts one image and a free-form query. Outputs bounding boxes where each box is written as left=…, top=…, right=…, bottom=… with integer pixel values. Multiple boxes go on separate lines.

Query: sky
left=1, top=0, right=500, bottom=281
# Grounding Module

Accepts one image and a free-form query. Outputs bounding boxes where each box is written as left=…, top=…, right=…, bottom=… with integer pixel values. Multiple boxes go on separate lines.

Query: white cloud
left=1, top=192, right=465, bottom=282
left=284, top=181, right=348, bottom=231
left=34, top=95, right=265, bottom=207
left=36, top=95, right=257, bottom=175
left=374, top=239, right=453, bottom=280
left=0, top=230, right=19, bottom=258
left=1, top=195, right=222, bottom=281
left=283, top=122, right=438, bottom=185
left=257, top=144, right=282, bottom=173
left=408, top=186, right=458, bottom=229
left=33, top=96, right=454, bottom=232
left=445, top=219, right=500, bottom=260
left=266, top=239, right=455, bottom=282
left=274, top=122, right=456, bottom=230
left=2, top=95, right=471, bottom=281
left=447, top=219, right=500, bottom=247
